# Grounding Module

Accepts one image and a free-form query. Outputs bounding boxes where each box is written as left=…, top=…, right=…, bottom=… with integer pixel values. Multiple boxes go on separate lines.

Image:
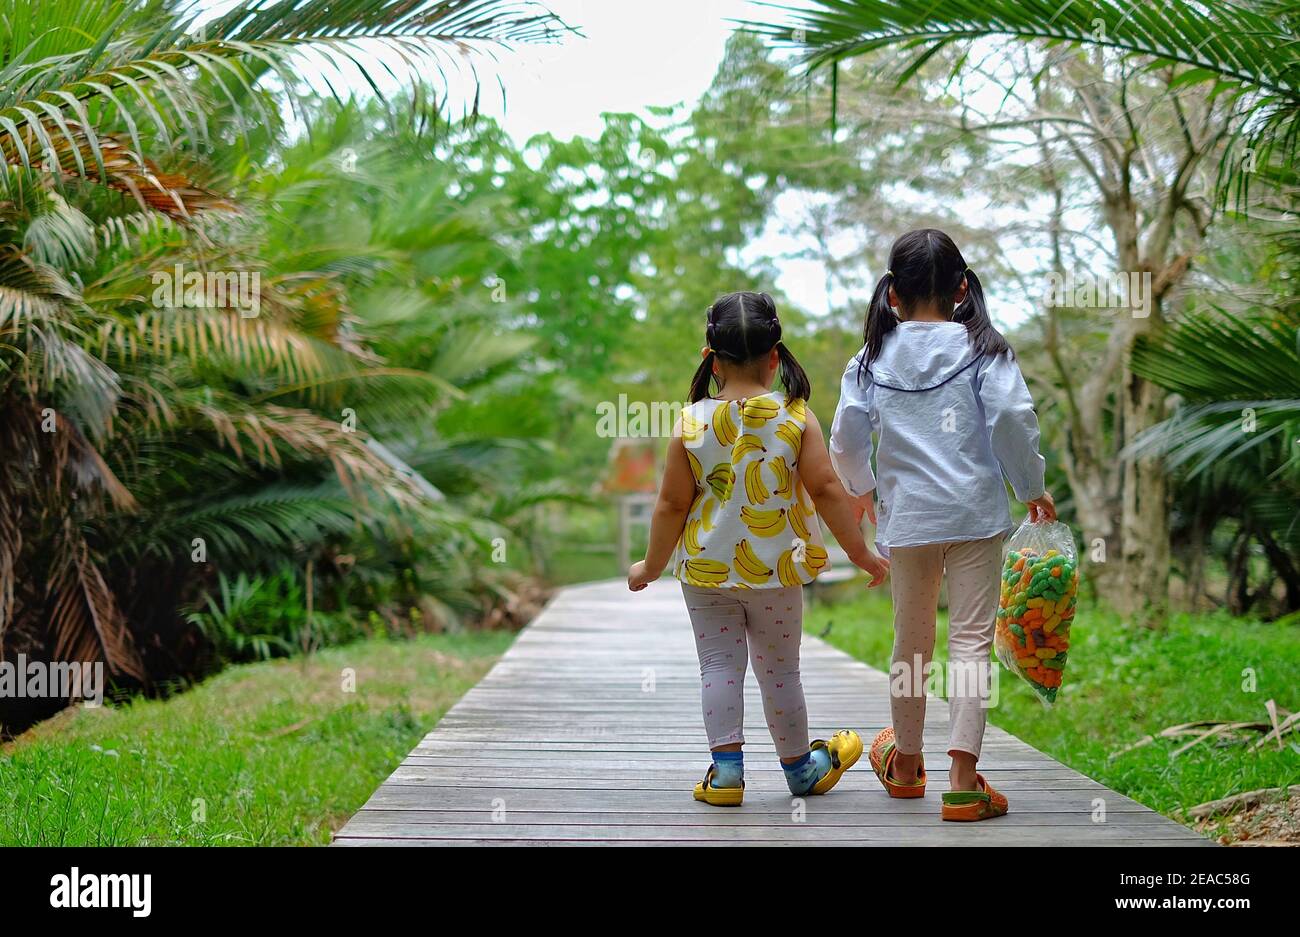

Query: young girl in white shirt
left=830, top=229, right=1056, bottom=821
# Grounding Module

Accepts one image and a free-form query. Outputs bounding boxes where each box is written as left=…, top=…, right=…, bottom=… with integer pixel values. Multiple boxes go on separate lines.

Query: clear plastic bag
left=994, top=518, right=1079, bottom=707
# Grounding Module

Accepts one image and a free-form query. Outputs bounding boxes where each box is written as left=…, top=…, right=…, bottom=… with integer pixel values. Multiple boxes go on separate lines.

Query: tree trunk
left=1107, top=192, right=1171, bottom=623
left=1072, top=474, right=1121, bottom=598
left=1183, top=512, right=1209, bottom=613
left=1259, top=529, right=1300, bottom=614
left=1226, top=529, right=1252, bottom=615
left=1117, top=362, right=1170, bottom=622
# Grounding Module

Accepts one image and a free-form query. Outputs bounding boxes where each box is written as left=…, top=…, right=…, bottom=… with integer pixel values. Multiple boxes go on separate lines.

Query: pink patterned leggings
left=681, top=584, right=808, bottom=758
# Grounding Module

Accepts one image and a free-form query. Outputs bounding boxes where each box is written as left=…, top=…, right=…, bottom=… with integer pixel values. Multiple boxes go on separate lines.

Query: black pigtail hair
left=952, top=268, right=1010, bottom=358
left=776, top=342, right=811, bottom=402
left=686, top=291, right=812, bottom=404
left=758, top=292, right=812, bottom=403
left=858, top=271, right=899, bottom=383
left=688, top=351, right=717, bottom=403
left=859, top=229, right=1012, bottom=379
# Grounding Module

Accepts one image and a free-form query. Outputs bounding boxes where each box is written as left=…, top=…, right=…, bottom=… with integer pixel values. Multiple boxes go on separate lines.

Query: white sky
left=478, top=0, right=767, bottom=143
left=468, top=1, right=860, bottom=320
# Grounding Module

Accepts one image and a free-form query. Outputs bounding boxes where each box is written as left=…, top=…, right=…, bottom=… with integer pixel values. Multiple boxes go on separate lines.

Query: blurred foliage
left=0, top=0, right=572, bottom=706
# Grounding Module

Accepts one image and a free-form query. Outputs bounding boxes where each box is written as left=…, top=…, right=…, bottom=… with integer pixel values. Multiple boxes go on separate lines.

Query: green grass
left=0, top=631, right=514, bottom=845
left=544, top=545, right=623, bottom=585
left=805, top=588, right=1300, bottom=837
left=539, top=502, right=645, bottom=585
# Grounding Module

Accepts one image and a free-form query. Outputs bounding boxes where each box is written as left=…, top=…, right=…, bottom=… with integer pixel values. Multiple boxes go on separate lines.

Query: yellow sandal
left=693, top=764, right=744, bottom=807
left=809, top=729, right=863, bottom=795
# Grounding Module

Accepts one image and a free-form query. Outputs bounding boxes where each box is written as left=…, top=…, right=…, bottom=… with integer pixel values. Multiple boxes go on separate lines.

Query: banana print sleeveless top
left=672, top=392, right=829, bottom=589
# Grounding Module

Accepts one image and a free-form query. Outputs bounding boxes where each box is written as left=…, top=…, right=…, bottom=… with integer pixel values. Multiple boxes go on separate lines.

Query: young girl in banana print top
left=628, top=291, right=889, bottom=806
left=673, top=392, right=825, bottom=590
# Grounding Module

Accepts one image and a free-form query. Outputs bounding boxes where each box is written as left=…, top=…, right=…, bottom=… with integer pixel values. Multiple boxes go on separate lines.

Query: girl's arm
left=976, top=353, right=1055, bottom=520
left=829, top=358, right=878, bottom=523
left=800, top=409, right=889, bottom=587
left=628, top=432, right=698, bottom=591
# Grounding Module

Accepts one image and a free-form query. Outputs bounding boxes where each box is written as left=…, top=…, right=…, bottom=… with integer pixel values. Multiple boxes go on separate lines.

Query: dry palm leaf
left=1, top=118, right=233, bottom=219
left=47, top=518, right=144, bottom=680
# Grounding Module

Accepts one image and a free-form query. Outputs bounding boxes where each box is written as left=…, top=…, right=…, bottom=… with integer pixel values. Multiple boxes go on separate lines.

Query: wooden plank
left=334, top=578, right=1211, bottom=846
left=334, top=837, right=1204, bottom=848
left=334, top=822, right=1191, bottom=843
left=355, top=786, right=1156, bottom=813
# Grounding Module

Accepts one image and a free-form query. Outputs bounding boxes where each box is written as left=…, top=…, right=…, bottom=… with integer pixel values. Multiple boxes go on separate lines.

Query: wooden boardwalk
left=334, top=578, right=1210, bottom=846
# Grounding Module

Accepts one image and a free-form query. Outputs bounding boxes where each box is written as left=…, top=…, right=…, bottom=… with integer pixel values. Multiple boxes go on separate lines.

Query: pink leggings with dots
left=681, top=584, right=808, bottom=759
left=887, top=535, right=1003, bottom=759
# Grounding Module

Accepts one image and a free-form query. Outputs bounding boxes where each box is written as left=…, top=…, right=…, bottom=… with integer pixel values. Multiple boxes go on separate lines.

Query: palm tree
left=749, top=0, right=1300, bottom=201
left=0, top=1, right=566, bottom=680
left=1128, top=297, right=1300, bottom=613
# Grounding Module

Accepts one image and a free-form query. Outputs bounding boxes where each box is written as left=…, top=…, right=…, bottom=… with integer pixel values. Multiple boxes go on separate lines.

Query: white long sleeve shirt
left=830, top=321, right=1046, bottom=554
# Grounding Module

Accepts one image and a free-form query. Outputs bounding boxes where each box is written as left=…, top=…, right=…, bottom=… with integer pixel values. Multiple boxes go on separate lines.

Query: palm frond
left=1, top=1, right=571, bottom=174
left=22, top=191, right=98, bottom=268
left=1131, top=303, right=1300, bottom=400
left=1, top=117, right=233, bottom=217
left=751, top=0, right=1300, bottom=201
left=189, top=398, right=431, bottom=505
left=1128, top=304, right=1300, bottom=484
left=140, top=483, right=365, bottom=562
left=47, top=517, right=144, bottom=679
left=0, top=245, right=78, bottom=337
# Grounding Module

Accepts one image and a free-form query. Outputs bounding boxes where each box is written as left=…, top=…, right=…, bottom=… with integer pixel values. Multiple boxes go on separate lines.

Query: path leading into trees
left=333, top=578, right=1209, bottom=846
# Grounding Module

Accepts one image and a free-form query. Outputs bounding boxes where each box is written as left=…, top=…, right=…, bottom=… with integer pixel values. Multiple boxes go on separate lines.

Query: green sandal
left=941, top=774, right=1008, bottom=821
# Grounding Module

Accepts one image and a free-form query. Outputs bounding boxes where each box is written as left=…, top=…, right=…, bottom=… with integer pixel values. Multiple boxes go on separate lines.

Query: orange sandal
left=868, top=727, right=926, bottom=798
left=941, top=774, right=1008, bottom=821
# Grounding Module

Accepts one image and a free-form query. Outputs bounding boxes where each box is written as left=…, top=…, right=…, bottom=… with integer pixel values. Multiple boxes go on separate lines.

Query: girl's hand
left=852, top=492, right=877, bottom=525
left=851, top=548, right=890, bottom=588
left=627, top=560, right=658, bottom=592
left=1026, top=491, right=1057, bottom=523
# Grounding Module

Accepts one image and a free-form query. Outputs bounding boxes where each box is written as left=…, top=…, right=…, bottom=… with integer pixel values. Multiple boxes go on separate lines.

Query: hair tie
left=886, top=270, right=895, bottom=278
